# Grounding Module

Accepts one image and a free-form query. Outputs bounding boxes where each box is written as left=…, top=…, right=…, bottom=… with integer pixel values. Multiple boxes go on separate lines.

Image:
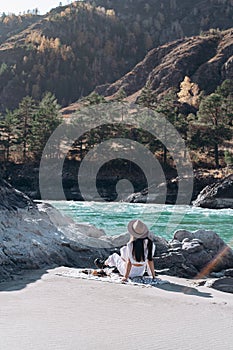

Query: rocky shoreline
left=2, top=162, right=232, bottom=207
left=0, top=180, right=233, bottom=293
left=124, top=173, right=233, bottom=209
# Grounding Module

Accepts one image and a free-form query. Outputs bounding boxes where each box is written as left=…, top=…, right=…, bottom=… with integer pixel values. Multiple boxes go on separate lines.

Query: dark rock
left=195, top=280, right=206, bottom=287
left=153, top=229, right=233, bottom=278
left=154, top=252, right=185, bottom=269
left=175, top=229, right=233, bottom=271
left=182, top=241, right=204, bottom=253
left=210, top=271, right=225, bottom=278
left=224, top=268, right=233, bottom=277
left=209, top=277, right=233, bottom=294
left=0, top=180, right=115, bottom=281
left=174, top=229, right=226, bottom=253
left=123, top=177, right=194, bottom=205
left=0, top=179, right=35, bottom=210
left=169, top=239, right=182, bottom=249
left=180, top=263, right=199, bottom=278
left=193, top=174, right=233, bottom=209
left=183, top=250, right=212, bottom=270
left=153, top=236, right=169, bottom=255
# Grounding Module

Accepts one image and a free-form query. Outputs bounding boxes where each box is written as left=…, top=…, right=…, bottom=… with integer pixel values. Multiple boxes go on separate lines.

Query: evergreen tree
left=224, top=150, right=233, bottom=167
left=84, top=92, right=106, bottom=105
left=216, top=79, right=233, bottom=98
left=114, top=87, right=126, bottom=102
left=155, top=89, right=178, bottom=165
left=15, top=96, right=36, bottom=161
left=137, top=85, right=156, bottom=108
left=30, top=92, right=61, bottom=160
left=198, top=92, right=232, bottom=167
left=0, top=110, right=19, bottom=161
left=216, top=79, right=233, bottom=126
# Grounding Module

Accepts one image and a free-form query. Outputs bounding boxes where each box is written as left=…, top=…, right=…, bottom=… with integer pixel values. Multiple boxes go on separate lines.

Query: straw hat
left=127, top=219, right=149, bottom=239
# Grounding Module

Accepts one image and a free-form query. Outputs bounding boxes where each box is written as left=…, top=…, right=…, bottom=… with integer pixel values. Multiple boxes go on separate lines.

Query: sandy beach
left=0, top=267, right=232, bottom=350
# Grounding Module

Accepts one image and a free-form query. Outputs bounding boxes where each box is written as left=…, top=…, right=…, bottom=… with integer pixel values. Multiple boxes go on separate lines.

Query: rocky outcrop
left=193, top=174, right=233, bottom=209
left=1, top=181, right=232, bottom=287
left=123, top=177, right=191, bottom=204
left=98, top=29, right=233, bottom=101
left=123, top=173, right=217, bottom=204
left=0, top=179, right=35, bottom=210
left=0, top=201, right=117, bottom=282
left=153, top=229, right=233, bottom=278
left=98, top=228, right=233, bottom=280
left=0, top=181, right=120, bottom=281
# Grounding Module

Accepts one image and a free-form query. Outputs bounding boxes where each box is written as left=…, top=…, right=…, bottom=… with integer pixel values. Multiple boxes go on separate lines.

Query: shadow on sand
left=0, top=268, right=212, bottom=299
left=155, top=281, right=212, bottom=298
left=0, top=268, right=49, bottom=292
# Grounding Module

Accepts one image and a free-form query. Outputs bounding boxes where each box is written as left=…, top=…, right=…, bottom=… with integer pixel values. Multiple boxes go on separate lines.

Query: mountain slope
left=94, top=0, right=233, bottom=44
left=0, top=0, right=233, bottom=111
left=96, top=29, right=233, bottom=99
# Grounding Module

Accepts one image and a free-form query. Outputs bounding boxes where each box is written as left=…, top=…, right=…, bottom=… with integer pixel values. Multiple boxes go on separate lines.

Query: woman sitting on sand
left=94, top=219, right=156, bottom=282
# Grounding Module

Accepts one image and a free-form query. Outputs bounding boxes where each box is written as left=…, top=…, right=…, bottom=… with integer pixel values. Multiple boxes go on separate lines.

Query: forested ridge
left=0, top=0, right=232, bottom=111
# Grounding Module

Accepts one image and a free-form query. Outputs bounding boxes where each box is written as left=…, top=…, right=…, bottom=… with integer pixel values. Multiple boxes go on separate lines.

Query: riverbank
left=0, top=267, right=232, bottom=350
left=2, top=161, right=232, bottom=203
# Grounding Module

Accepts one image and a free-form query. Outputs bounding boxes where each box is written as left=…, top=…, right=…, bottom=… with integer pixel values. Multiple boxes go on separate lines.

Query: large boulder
left=193, top=174, right=233, bottom=209
left=123, top=177, right=193, bottom=205
left=207, top=277, right=233, bottom=294
left=154, top=229, right=233, bottom=278
left=0, top=182, right=118, bottom=282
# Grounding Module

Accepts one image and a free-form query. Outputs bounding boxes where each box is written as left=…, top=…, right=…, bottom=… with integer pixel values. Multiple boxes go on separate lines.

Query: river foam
left=48, top=201, right=233, bottom=246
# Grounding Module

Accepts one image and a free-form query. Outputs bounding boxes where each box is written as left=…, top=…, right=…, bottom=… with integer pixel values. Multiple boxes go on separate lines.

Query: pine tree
left=0, top=110, right=18, bottom=161
left=137, top=86, right=156, bottom=108
left=84, top=92, right=106, bottom=105
left=29, top=92, right=61, bottom=161
left=114, top=87, right=126, bottom=102
left=155, top=89, right=178, bottom=165
left=16, top=96, right=36, bottom=161
left=198, top=93, right=232, bottom=168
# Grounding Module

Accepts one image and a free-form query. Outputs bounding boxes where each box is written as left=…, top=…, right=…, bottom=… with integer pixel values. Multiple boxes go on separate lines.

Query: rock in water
left=193, top=174, right=233, bottom=209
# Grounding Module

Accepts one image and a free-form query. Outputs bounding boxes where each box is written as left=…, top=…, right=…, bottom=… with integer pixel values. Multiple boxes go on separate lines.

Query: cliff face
left=97, top=29, right=233, bottom=99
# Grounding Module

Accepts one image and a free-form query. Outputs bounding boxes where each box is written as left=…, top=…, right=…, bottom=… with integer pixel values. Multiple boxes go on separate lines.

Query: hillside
left=0, top=0, right=232, bottom=111
left=0, top=13, right=42, bottom=45
left=95, top=29, right=233, bottom=100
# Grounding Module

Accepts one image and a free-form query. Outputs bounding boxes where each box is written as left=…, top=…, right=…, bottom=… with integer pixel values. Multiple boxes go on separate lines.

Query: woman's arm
left=147, top=259, right=156, bottom=279
left=122, top=258, right=132, bottom=282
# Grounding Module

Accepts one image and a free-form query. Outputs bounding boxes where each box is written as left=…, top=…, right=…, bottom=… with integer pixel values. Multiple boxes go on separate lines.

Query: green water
left=49, top=201, right=233, bottom=246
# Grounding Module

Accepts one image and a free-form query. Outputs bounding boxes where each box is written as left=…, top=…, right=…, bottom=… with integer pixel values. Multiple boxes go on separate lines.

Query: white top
left=126, top=239, right=156, bottom=265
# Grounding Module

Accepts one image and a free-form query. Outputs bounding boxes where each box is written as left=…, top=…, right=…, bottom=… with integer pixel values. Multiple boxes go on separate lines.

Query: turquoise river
left=49, top=201, right=233, bottom=247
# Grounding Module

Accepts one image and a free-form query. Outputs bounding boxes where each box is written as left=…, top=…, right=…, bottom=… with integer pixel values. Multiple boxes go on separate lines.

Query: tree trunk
left=163, top=145, right=167, bottom=165
left=214, top=143, right=219, bottom=168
